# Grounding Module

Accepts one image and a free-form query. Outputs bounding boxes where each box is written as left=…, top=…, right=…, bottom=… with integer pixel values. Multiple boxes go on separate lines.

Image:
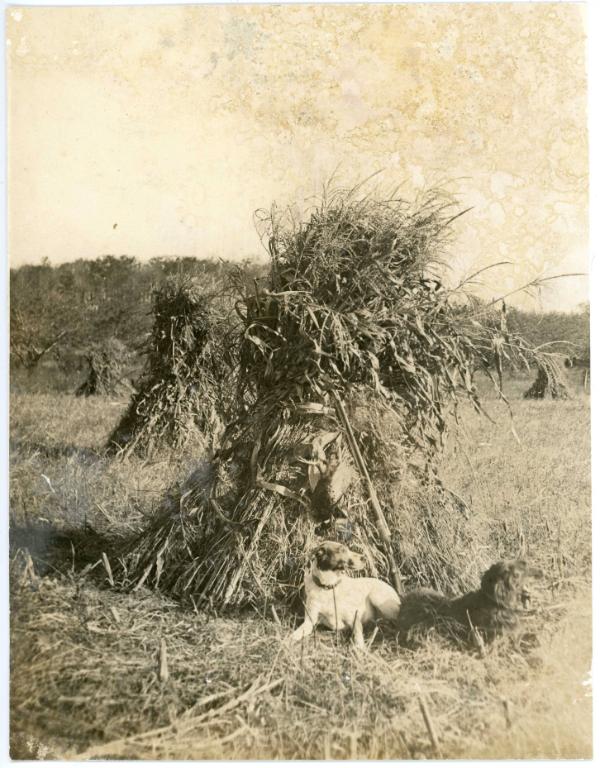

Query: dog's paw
left=350, top=641, right=368, bottom=654
left=286, top=629, right=312, bottom=648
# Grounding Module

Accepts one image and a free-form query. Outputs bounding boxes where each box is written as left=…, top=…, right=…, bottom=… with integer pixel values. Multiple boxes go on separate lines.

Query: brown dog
left=397, top=560, right=543, bottom=644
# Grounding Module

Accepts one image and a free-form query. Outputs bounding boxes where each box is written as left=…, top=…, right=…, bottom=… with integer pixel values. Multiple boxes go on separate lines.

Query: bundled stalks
left=107, top=276, right=237, bottom=457
left=524, top=358, right=570, bottom=400
left=122, top=181, right=561, bottom=610
left=449, top=297, right=571, bottom=403
left=75, top=338, right=133, bottom=397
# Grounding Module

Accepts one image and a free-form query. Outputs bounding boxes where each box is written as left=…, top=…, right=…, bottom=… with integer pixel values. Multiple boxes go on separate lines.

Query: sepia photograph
left=6, top=0, right=591, bottom=760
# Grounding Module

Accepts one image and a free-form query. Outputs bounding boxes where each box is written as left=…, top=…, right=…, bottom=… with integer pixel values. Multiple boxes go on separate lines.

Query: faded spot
left=16, top=35, right=29, bottom=57
left=488, top=202, right=506, bottom=227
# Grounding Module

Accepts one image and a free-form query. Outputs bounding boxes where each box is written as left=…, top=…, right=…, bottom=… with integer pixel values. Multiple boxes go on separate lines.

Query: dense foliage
left=10, top=254, right=587, bottom=395
left=508, top=305, right=589, bottom=357
left=10, top=255, right=265, bottom=391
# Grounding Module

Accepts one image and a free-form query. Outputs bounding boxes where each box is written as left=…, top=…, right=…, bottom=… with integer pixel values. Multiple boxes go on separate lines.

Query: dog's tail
left=377, top=593, right=403, bottom=621
left=396, top=589, right=447, bottom=631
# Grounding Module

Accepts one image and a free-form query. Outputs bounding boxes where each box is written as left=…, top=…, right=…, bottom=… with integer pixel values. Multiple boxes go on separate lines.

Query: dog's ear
left=481, top=562, right=523, bottom=608
left=310, top=543, right=340, bottom=571
left=481, top=563, right=500, bottom=600
left=306, top=545, right=321, bottom=569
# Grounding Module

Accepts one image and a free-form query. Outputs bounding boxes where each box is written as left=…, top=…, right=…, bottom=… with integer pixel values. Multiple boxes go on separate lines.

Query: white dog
left=290, top=541, right=401, bottom=649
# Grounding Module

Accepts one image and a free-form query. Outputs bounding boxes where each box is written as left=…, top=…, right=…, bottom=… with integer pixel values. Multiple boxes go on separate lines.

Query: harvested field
left=8, top=3, right=590, bottom=761
left=9, top=377, right=592, bottom=759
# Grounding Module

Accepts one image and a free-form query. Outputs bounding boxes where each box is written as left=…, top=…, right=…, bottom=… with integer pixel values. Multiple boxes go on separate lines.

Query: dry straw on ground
left=8, top=377, right=591, bottom=759
left=9, top=558, right=591, bottom=760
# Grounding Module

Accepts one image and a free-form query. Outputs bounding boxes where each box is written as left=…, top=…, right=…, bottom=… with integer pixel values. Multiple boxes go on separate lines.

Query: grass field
left=9, top=374, right=592, bottom=759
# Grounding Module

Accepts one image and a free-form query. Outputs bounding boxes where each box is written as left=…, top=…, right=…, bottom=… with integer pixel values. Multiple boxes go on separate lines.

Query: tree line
left=10, top=254, right=589, bottom=393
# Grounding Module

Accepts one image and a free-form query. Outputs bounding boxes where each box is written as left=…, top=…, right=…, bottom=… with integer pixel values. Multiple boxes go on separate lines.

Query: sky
left=7, top=2, right=588, bottom=310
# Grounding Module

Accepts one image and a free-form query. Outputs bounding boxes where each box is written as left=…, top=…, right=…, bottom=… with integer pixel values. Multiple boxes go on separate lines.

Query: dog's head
left=480, top=560, right=544, bottom=608
left=309, top=541, right=366, bottom=572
